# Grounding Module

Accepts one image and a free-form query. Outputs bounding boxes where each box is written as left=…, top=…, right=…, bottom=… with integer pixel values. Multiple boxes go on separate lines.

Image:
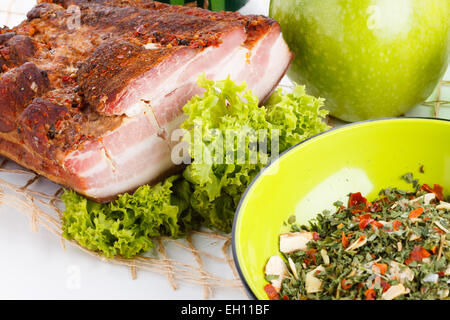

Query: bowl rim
left=231, top=116, right=450, bottom=300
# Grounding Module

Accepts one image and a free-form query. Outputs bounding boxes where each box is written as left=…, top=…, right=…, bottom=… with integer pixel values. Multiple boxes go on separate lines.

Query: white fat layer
left=71, top=111, right=160, bottom=176
left=149, top=45, right=248, bottom=110
left=78, top=111, right=173, bottom=197
left=109, top=111, right=168, bottom=162
left=146, top=46, right=234, bottom=108
left=252, top=33, right=292, bottom=100
left=111, top=134, right=169, bottom=164
left=135, top=41, right=228, bottom=109
left=66, top=148, right=96, bottom=163
left=83, top=155, right=174, bottom=199
left=126, top=30, right=290, bottom=125
left=78, top=134, right=167, bottom=178
left=77, top=148, right=114, bottom=178
left=208, top=47, right=248, bottom=81
left=150, top=33, right=291, bottom=141
left=63, top=147, right=101, bottom=173
left=78, top=156, right=109, bottom=178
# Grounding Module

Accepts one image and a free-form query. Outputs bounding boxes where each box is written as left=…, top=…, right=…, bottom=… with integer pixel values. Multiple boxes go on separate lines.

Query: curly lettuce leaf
left=265, top=85, right=330, bottom=152
left=180, top=76, right=330, bottom=232
left=62, top=176, right=197, bottom=258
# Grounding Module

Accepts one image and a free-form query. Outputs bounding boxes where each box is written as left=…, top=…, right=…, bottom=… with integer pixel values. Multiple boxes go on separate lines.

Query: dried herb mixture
left=264, top=177, right=450, bottom=300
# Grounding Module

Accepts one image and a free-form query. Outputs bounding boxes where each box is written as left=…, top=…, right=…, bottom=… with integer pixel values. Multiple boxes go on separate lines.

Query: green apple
left=270, top=0, right=449, bottom=122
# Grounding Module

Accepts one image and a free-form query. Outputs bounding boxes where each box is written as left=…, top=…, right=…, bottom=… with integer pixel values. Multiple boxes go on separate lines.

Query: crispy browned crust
left=0, top=133, right=78, bottom=188
left=34, top=1, right=244, bottom=48
left=76, top=40, right=189, bottom=113
left=18, top=100, right=124, bottom=158
left=18, top=98, right=71, bottom=158
left=0, top=63, right=49, bottom=132
left=0, top=34, right=36, bottom=72
left=42, top=0, right=279, bottom=47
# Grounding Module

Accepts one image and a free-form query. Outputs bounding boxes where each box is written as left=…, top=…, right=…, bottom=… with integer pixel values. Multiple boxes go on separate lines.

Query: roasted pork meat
left=0, top=0, right=293, bottom=201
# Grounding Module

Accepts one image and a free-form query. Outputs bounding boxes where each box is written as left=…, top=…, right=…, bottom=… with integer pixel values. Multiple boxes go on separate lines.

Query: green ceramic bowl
left=232, top=118, right=450, bottom=300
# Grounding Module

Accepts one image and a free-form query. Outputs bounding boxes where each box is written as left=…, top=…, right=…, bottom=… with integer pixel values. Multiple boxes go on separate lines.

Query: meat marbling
left=0, top=0, right=293, bottom=201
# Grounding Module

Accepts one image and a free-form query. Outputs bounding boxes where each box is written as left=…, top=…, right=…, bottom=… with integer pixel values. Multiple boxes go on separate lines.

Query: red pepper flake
left=431, top=246, right=438, bottom=254
left=372, top=262, right=388, bottom=275
left=405, top=245, right=431, bottom=265
left=433, top=184, right=444, bottom=201
left=422, top=184, right=433, bottom=194
left=348, top=192, right=368, bottom=210
left=358, top=214, right=383, bottom=230
left=392, top=220, right=402, bottom=231
left=369, top=201, right=383, bottom=213
left=312, top=232, right=321, bottom=241
left=421, top=183, right=444, bottom=201
left=380, top=279, right=391, bottom=293
left=364, top=288, right=376, bottom=300
left=359, top=217, right=372, bottom=230
left=306, top=249, right=317, bottom=265
left=409, top=207, right=424, bottom=219
left=61, top=75, right=72, bottom=82
left=341, top=278, right=352, bottom=290
left=263, top=284, right=280, bottom=300
left=341, top=231, right=349, bottom=248
left=370, top=220, right=384, bottom=230
left=28, top=26, right=36, bottom=36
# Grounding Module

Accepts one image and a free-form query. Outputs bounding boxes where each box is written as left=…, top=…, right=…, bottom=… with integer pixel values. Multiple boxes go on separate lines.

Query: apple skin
left=269, top=0, right=449, bottom=122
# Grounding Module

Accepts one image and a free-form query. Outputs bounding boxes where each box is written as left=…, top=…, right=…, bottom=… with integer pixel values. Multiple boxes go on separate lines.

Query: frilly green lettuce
left=180, top=77, right=329, bottom=232
left=62, top=176, right=198, bottom=258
